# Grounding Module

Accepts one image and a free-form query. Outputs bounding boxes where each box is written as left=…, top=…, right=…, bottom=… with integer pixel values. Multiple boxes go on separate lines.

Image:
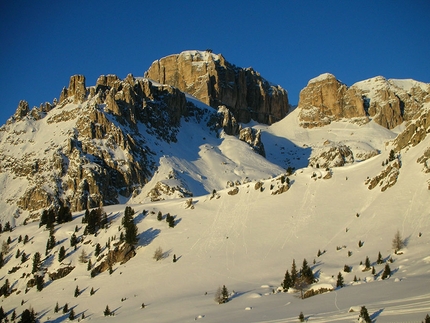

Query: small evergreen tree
left=157, top=211, right=162, bottom=221
left=78, top=249, right=88, bottom=263
left=19, top=308, right=37, bottom=323
left=63, top=303, right=69, bottom=313
left=377, top=251, right=383, bottom=264
left=11, top=309, right=16, bottom=321
left=336, top=272, right=344, bottom=288
left=69, top=308, right=75, bottom=320
left=104, top=305, right=111, bottom=316
left=299, top=311, right=305, bottom=322
left=0, top=307, right=4, bottom=322
left=58, top=246, right=66, bottom=262
left=372, top=266, right=376, bottom=275
left=364, top=256, right=371, bottom=269
left=291, top=259, right=298, bottom=285
left=423, top=314, right=430, bottom=323
left=32, top=252, right=41, bottom=274
left=74, top=285, right=80, bottom=297
left=358, top=306, right=371, bottom=323
left=173, top=254, right=177, bottom=263
left=90, top=287, right=95, bottom=295
left=381, top=263, right=391, bottom=280
left=0, top=252, right=3, bottom=269
left=389, top=149, right=396, bottom=162
left=21, top=252, right=27, bottom=263
left=54, top=302, right=59, bottom=313
left=23, top=235, right=29, bottom=244
left=87, top=259, right=92, bottom=271
left=35, top=275, right=44, bottom=291
left=282, top=270, right=292, bottom=291
left=70, top=233, right=78, bottom=247
left=392, top=230, right=404, bottom=253
left=94, top=243, right=101, bottom=257
left=215, top=285, right=229, bottom=304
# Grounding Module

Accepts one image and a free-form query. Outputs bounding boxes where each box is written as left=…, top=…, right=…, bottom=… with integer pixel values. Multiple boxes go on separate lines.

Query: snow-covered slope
left=1, top=104, right=429, bottom=322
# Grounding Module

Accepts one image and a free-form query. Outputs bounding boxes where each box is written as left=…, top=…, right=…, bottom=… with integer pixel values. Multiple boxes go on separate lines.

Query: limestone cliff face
left=298, top=73, right=368, bottom=128
left=298, top=73, right=430, bottom=130
left=145, top=50, right=289, bottom=124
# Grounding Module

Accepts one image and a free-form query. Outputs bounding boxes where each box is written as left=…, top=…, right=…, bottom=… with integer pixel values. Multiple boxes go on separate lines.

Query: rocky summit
left=145, top=50, right=290, bottom=124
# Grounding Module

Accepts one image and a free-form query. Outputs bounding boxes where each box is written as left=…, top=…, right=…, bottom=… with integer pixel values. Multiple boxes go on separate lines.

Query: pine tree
left=70, top=233, right=78, bottom=247
left=173, top=254, right=177, bottom=263
left=424, top=314, right=430, bottom=323
left=0, top=252, right=3, bottom=269
left=79, top=249, right=88, bottom=263
left=381, top=264, right=391, bottom=280
left=301, top=258, right=314, bottom=284
left=90, top=287, right=95, bottom=295
left=87, top=259, right=92, bottom=271
left=282, top=270, right=292, bottom=291
left=0, top=307, right=4, bottom=322
left=377, top=251, right=383, bottom=264
left=11, top=309, right=16, bottom=321
left=389, top=149, right=395, bottom=162
left=20, top=308, right=37, bottom=323
left=32, top=252, right=41, bottom=273
left=157, top=211, right=163, bottom=221
left=94, top=243, right=101, bottom=257
left=69, top=308, right=75, bottom=320
left=392, top=230, right=404, bottom=253
left=54, top=302, right=59, bottom=313
left=364, top=256, right=371, bottom=269
left=104, top=305, right=111, bottom=316
left=63, top=303, right=69, bottom=313
left=21, top=252, right=27, bottom=263
left=58, top=246, right=66, bottom=262
left=291, top=259, right=297, bottom=285
left=299, top=311, right=305, bottom=322
left=23, top=235, right=29, bottom=244
left=336, top=272, right=344, bottom=288
left=215, top=285, right=229, bottom=304
left=74, top=285, right=80, bottom=297
left=35, top=275, right=44, bottom=291
left=358, top=306, right=371, bottom=323
left=122, top=207, right=138, bottom=245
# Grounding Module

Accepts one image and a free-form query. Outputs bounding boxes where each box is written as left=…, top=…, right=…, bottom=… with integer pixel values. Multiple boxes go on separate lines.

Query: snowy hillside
left=1, top=98, right=429, bottom=322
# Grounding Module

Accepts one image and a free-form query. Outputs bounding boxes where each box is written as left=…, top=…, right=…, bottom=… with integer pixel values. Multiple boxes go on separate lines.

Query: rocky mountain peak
left=298, top=73, right=430, bottom=130
left=145, top=50, right=290, bottom=124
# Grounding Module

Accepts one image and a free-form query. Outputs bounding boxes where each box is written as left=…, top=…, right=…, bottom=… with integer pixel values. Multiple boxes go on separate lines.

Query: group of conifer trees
left=281, top=259, right=315, bottom=292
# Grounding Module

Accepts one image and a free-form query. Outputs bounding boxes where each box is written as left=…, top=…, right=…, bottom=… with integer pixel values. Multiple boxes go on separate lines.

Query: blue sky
left=1, top=1, right=429, bottom=125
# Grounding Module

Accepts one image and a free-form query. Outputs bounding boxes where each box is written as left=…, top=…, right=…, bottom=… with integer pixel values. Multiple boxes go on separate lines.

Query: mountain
left=0, top=51, right=429, bottom=322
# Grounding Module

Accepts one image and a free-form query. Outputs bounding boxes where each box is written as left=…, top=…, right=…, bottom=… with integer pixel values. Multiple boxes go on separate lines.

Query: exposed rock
left=145, top=50, right=289, bottom=124
left=48, top=266, right=75, bottom=281
left=298, top=74, right=430, bottom=130
left=308, top=141, right=354, bottom=168
left=68, top=75, right=87, bottom=104
left=271, top=184, right=289, bottom=195
left=254, top=181, right=264, bottom=190
left=298, top=73, right=368, bottom=128
left=217, top=105, right=240, bottom=135
left=239, top=127, right=265, bottom=157
left=147, top=181, right=193, bottom=202
left=228, top=187, right=239, bottom=195
left=366, top=159, right=401, bottom=191
left=392, top=104, right=430, bottom=151
left=417, top=147, right=430, bottom=173
left=8, top=100, right=30, bottom=123
left=91, top=243, right=136, bottom=276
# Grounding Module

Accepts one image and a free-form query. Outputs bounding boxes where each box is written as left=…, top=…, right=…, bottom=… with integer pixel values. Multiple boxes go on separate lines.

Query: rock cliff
left=145, top=50, right=290, bottom=124
left=298, top=73, right=430, bottom=130
left=0, top=74, right=191, bottom=215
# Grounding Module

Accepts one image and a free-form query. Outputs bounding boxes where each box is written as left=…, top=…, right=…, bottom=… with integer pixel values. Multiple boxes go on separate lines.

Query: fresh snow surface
left=1, top=94, right=430, bottom=323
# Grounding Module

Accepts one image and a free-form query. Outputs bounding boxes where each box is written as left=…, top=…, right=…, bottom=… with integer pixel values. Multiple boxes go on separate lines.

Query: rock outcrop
left=239, top=127, right=265, bottom=157
left=0, top=74, right=191, bottom=213
left=145, top=50, right=289, bottom=124
left=298, top=73, right=368, bottom=128
left=298, top=73, right=430, bottom=130
left=308, top=140, right=355, bottom=168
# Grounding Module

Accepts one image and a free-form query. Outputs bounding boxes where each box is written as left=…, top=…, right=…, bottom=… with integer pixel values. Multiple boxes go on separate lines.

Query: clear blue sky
left=1, top=1, right=429, bottom=125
